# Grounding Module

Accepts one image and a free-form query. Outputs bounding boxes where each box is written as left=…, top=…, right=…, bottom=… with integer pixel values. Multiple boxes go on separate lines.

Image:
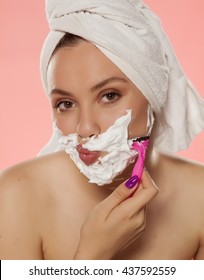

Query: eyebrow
left=50, top=76, right=128, bottom=96
left=91, top=77, right=128, bottom=92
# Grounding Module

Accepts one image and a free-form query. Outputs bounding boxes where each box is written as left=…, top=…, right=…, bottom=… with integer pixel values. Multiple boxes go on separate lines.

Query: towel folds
left=39, top=0, right=204, bottom=154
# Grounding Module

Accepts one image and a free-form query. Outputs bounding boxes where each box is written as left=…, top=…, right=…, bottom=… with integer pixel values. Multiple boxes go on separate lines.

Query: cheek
left=52, top=108, right=129, bottom=136
left=97, top=108, right=129, bottom=130
left=128, top=104, right=149, bottom=138
left=52, top=111, right=78, bottom=135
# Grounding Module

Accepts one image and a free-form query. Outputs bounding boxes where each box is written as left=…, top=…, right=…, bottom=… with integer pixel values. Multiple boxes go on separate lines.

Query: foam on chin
left=54, top=110, right=138, bottom=185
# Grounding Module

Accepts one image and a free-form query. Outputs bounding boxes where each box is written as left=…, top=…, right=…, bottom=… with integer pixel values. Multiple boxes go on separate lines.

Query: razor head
left=132, top=136, right=150, bottom=143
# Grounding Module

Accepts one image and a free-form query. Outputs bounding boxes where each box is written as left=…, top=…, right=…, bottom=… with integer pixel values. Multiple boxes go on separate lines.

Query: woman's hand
left=74, top=169, right=159, bottom=260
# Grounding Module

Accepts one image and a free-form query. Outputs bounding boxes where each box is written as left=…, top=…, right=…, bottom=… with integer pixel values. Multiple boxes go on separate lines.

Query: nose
left=77, top=108, right=100, bottom=139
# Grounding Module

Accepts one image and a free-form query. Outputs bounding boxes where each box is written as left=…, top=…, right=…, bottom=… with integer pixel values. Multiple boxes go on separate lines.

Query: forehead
left=47, top=41, right=129, bottom=90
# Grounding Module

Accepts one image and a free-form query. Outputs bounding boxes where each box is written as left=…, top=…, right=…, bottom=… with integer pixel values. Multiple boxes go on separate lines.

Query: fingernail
left=125, top=175, right=139, bottom=189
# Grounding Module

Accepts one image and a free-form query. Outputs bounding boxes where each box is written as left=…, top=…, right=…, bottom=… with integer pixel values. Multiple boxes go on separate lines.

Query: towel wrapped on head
left=39, top=0, right=204, bottom=154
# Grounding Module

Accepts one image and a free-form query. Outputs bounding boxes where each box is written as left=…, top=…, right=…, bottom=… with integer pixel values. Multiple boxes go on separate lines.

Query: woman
left=0, top=0, right=204, bottom=260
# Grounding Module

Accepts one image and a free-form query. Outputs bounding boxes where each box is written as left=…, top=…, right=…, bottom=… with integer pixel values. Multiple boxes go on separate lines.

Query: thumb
left=100, top=176, right=139, bottom=217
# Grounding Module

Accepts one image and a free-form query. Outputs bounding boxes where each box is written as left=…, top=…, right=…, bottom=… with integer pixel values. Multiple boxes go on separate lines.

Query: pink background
left=0, top=0, right=204, bottom=170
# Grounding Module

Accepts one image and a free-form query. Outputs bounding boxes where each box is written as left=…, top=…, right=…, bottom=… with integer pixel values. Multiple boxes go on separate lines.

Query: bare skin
left=0, top=148, right=204, bottom=259
left=0, top=41, right=204, bottom=259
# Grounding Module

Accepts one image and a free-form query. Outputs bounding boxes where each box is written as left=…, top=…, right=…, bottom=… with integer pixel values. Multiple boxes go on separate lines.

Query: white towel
left=39, top=0, right=204, bottom=154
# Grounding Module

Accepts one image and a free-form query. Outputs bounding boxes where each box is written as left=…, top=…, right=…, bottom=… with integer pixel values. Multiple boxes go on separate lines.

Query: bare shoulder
left=160, top=152, right=204, bottom=188
left=0, top=151, right=74, bottom=259
left=2, top=151, right=63, bottom=179
left=0, top=150, right=76, bottom=188
left=159, top=152, right=204, bottom=259
left=0, top=151, right=77, bottom=216
left=158, top=152, right=204, bottom=203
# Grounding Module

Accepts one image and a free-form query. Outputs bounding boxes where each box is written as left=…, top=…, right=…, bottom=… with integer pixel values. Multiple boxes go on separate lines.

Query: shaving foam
left=54, top=109, right=153, bottom=185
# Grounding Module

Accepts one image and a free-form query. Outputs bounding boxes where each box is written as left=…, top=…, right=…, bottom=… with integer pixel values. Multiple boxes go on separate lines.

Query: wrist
left=73, top=244, right=113, bottom=260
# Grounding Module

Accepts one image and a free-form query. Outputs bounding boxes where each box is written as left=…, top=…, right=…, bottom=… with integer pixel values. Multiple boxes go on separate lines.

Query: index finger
left=122, top=169, right=159, bottom=213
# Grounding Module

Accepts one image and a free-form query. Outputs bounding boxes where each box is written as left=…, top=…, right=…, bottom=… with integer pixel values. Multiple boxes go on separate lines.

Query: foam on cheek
left=82, top=110, right=132, bottom=152
left=54, top=108, right=154, bottom=186
left=54, top=110, right=137, bottom=185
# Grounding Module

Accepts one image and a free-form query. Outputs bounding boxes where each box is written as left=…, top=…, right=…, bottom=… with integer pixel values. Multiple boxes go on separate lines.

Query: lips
left=76, top=144, right=100, bottom=165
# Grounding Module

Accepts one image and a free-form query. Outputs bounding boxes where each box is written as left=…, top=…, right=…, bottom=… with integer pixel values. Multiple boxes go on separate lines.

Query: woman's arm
left=194, top=168, right=204, bottom=260
left=74, top=170, right=158, bottom=259
left=0, top=170, right=43, bottom=260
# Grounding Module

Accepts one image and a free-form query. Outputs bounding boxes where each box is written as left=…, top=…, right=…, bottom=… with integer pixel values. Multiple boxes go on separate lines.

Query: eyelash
left=100, top=91, right=121, bottom=104
left=54, top=91, right=121, bottom=113
left=54, top=100, right=75, bottom=113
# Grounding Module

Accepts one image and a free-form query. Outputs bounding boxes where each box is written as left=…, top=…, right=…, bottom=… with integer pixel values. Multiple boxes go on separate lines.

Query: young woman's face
left=47, top=41, right=149, bottom=140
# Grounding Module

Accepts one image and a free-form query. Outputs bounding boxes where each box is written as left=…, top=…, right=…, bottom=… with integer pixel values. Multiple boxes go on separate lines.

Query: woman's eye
left=56, top=101, right=75, bottom=112
left=101, top=92, right=120, bottom=103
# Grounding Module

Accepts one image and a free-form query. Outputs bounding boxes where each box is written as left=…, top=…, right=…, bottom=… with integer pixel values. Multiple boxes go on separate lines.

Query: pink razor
left=131, top=136, right=149, bottom=183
